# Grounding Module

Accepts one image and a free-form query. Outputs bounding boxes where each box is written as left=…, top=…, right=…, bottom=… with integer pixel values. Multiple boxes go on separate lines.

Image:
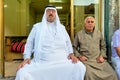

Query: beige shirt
left=73, top=29, right=107, bottom=61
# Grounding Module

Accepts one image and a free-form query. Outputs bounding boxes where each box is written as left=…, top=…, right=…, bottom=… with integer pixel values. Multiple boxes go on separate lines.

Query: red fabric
left=11, top=41, right=26, bottom=53
left=11, top=41, right=19, bottom=52
left=21, top=42, right=26, bottom=53
left=16, top=41, right=23, bottom=53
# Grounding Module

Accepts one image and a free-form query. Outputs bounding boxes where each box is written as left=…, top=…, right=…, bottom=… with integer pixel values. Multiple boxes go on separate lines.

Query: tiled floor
left=0, top=77, right=15, bottom=80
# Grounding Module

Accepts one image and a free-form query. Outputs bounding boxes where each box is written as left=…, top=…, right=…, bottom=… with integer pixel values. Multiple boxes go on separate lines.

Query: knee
left=16, top=69, right=23, bottom=76
left=16, top=68, right=27, bottom=78
left=75, top=61, right=86, bottom=73
left=78, top=61, right=86, bottom=71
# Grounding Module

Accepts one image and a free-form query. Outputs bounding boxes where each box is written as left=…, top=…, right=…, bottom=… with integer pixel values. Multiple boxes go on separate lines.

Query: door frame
left=0, top=0, right=5, bottom=78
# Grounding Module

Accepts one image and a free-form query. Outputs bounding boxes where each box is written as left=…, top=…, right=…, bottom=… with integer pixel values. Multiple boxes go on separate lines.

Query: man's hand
left=68, top=54, right=78, bottom=63
left=17, top=58, right=31, bottom=71
left=78, top=56, right=88, bottom=61
left=96, top=55, right=104, bottom=63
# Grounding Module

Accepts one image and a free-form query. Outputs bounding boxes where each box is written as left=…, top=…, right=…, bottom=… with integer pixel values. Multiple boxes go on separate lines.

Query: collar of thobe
left=47, top=22, right=57, bottom=35
left=84, top=29, right=94, bottom=37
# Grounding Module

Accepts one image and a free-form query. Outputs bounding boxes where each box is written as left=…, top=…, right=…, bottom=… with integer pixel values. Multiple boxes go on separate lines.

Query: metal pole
left=70, top=0, right=74, bottom=42
left=0, top=0, right=4, bottom=77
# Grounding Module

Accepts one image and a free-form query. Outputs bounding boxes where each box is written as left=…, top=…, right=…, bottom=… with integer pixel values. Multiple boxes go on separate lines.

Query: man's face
left=84, top=17, right=95, bottom=32
left=46, top=9, right=56, bottom=22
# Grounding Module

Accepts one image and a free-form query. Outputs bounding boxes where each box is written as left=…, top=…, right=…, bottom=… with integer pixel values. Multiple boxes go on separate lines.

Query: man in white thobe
left=15, top=5, right=86, bottom=80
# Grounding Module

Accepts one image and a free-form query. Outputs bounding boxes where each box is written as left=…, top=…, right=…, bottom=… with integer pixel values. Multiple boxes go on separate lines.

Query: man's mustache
left=49, top=14, right=53, bottom=17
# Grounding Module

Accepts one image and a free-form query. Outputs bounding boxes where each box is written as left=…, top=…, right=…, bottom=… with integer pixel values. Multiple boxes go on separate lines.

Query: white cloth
left=15, top=60, right=86, bottom=80
left=15, top=22, right=86, bottom=80
left=23, top=7, right=73, bottom=62
left=15, top=6, right=86, bottom=80
left=23, top=22, right=73, bottom=62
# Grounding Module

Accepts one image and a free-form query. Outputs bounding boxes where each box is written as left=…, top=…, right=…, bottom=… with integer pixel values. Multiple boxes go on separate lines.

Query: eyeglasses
left=86, top=21, right=94, bottom=23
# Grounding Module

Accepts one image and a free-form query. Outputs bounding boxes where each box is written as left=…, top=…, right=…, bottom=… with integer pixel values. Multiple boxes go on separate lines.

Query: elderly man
left=112, top=29, right=120, bottom=80
left=15, top=5, right=86, bottom=80
left=73, top=16, right=118, bottom=80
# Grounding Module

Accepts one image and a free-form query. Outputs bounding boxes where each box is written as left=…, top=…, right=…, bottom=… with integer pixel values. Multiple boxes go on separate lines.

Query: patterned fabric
left=111, top=29, right=120, bottom=80
left=112, top=29, right=120, bottom=57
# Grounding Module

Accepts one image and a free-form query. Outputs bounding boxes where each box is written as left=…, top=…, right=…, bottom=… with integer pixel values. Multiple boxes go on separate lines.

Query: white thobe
left=15, top=22, right=86, bottom=80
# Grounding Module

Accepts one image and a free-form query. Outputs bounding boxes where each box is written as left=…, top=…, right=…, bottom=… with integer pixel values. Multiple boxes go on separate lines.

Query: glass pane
left=74, top=0, right=100, bottom=35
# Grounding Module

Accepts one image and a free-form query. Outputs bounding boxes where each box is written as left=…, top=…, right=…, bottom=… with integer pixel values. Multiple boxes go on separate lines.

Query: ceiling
left=30, top=0, right=70, bottom=14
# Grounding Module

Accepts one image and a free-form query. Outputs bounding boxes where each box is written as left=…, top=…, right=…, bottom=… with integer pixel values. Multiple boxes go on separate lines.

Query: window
left=73, top=0, right=101, bottom=35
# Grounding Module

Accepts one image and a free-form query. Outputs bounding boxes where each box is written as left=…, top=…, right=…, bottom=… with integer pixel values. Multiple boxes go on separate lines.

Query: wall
left=4, top=0, right=30, bottom=36
left=104, top=0, right=119, bottom=62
